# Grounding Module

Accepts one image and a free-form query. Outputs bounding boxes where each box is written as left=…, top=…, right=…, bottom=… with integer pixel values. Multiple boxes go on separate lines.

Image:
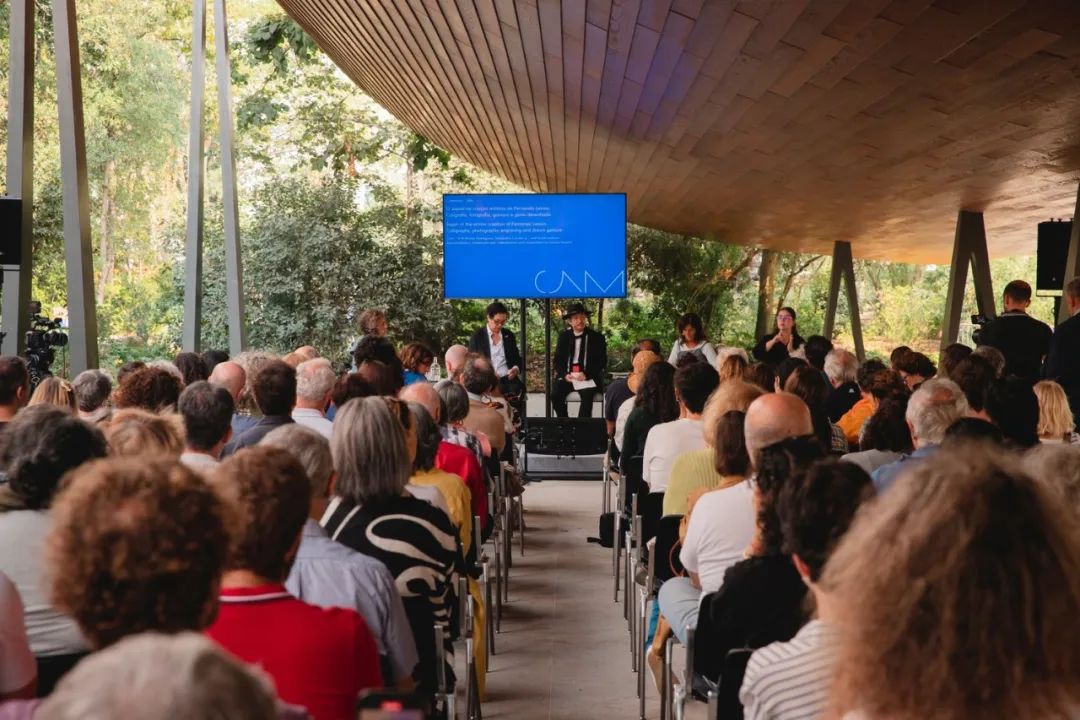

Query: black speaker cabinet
left=524, top=417, right=607, bottom=457
left=0, top=197, right=23, bottom=266
left=1036, top=220, right=1072, bottom=295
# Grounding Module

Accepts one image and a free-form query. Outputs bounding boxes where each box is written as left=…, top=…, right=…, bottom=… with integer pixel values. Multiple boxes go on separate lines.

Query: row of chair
left=602, top=448, right=748, bottom=720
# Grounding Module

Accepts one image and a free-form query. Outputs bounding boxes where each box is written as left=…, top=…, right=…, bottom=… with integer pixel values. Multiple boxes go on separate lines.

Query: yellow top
left=837, top=396, right=874, bottom=446
left=409, top=468, right=473, bottom=553
left=663, top=448, right=723, bottom=516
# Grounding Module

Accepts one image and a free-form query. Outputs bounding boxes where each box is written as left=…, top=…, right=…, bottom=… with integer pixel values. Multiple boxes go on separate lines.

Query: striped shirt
left=739, top=620, right=836, bottom=720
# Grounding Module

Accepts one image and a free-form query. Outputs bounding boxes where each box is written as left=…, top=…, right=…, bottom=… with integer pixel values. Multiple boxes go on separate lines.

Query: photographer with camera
left=25, top=301, right=68, bottom=389
left=974, top=280, right=1052, bottom=385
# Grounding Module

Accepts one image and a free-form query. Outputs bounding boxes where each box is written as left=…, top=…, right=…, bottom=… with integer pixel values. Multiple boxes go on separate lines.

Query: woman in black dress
left=322, top=395, right=464, bottom=699
left=752, top=306, right=805, bottom=365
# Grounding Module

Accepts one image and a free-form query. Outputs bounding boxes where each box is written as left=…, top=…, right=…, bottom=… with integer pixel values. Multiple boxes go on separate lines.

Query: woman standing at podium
left=552, top=303, right=607, bottom=418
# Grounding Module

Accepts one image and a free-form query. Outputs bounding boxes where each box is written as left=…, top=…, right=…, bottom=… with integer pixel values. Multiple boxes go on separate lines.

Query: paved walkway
left=477, top=480, right=669, bottom=720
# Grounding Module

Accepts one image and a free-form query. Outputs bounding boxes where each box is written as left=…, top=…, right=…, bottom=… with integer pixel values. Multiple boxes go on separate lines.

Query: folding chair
left=474, top=516, right=494, bottom=659
left=636, top=537, right=657, bottom=719
left=434, top=625, right=455, bottom=720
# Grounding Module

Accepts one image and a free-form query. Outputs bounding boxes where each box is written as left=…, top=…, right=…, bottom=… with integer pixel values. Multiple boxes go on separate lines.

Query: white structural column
left=53, top=0, right=99, bottom=371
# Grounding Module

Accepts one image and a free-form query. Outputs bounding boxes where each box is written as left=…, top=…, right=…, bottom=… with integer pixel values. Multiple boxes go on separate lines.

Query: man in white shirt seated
left=739, top=458, right=873, bottom=720
left=642, top=361, right=719, bottom=494
left=291, top=358, right=335, bottom=439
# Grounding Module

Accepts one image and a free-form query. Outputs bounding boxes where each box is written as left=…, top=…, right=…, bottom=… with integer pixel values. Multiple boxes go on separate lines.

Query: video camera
left=25, top=301, right=68, bottom=387
left=971, top=314, right=991, bottom=345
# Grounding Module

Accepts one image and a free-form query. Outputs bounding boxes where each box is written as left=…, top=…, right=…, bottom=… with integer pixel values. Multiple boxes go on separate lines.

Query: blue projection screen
left=443, top=193, right=627, bottom=299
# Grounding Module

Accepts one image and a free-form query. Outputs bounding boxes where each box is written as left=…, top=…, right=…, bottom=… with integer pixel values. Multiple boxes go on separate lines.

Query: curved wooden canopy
left=276, top=0, right=1080, bottom=263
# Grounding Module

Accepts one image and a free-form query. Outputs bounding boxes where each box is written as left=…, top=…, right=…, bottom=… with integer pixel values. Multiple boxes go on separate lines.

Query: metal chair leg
left=483, top=563, right=495, bottom=656
left=638, top=594, right=648, bottom=717
left=613, top=515, right=623, bottom=601
left=661, top=636, right=674, bottom=720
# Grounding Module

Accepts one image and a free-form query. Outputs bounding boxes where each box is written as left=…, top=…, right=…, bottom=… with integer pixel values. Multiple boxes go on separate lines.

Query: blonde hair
left=717, top=354, right=748, bottom=383
left=28, top=377, right=76, bottom=411
left=823, top=445, right=1080, bottom=720
left=105, top=408, right=184, bottom=458
left=701, top=380, right=764, bottom=448
left=1034, top=380, right=1075, bottom=440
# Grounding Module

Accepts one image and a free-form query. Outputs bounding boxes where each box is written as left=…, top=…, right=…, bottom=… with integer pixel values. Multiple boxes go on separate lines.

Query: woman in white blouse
left=668, top=313, right=717, bottom=365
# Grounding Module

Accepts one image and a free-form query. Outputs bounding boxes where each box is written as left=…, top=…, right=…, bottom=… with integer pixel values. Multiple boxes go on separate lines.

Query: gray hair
left=972, top=345, right=1006, bottom=377
left=331, top=397, right=411, bottom=503
left=824, top=349, right=859, bottom=385
left=261, top=424, right=333, bottom=497
left=295, top=358, right=335, bottom=403
left=72, top=370, right=112, bottom=412
left=461, top=355, right=496, bottom=395
left=146, top=360, right=183, bottom=384
left=906, top=378, right=970, bottom=445
left=407, top=401, right=441, bottom=472
left=1023, top=444, right=1080, bottom=513
left=435, top=380, right=469, bottom=424
left=36, top=632, right=277, bottom=720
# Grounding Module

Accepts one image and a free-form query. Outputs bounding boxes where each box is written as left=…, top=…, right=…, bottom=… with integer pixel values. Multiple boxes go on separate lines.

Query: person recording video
left=551, top=302, right=607, bottom=418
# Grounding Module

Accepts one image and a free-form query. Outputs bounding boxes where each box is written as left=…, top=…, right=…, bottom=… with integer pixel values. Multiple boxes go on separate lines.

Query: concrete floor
left=473, top=480, right=701, bottom=720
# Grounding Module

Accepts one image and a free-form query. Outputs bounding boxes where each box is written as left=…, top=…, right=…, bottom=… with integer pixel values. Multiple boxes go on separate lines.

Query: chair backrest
left=716, top=648, right=753, bottom=720
left=653, top=513, right=685, bottom=582
left=638, top=490, right=665, bottom=545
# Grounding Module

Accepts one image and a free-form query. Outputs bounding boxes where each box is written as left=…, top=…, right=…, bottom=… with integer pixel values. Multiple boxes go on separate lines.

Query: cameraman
left=976, top=280, right=1052, bottom=385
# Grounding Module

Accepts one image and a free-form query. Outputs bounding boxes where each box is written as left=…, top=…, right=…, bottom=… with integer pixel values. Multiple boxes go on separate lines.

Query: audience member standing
left=1045, top=277, right=1080, bottom=430
left=753, top=307, right=805, bottom=365
left=976, top=280, right=1052, bottom=385
left=0, top=406, right=107, bottom=694
left=668, top=313, right=717, bottom=366
left=207, top=447, right=383, bottom=719
left=222, top=361, right=296, bottom=455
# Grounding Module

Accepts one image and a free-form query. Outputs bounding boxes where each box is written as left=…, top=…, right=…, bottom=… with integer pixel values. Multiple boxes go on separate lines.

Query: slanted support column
left=1057, top=183, right=1080, bottom=325
left=53, top=0, right=98, bottom=371
left=823, top=241, right=865, bottom=361
left=214, top=0, right=246, bottom=355
left=941, top=210, right=996, bottom=352
left=182, top=0, right=207, bottom=351
left=2, top=0, right=34, bottom=356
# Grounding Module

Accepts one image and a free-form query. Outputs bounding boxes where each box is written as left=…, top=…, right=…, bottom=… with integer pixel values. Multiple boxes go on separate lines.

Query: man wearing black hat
left=552, top=302, right=607, bottom=417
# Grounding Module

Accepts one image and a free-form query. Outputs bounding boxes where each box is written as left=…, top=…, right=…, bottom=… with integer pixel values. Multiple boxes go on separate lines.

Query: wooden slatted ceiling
left=276, top=0, right=1080, bottom=263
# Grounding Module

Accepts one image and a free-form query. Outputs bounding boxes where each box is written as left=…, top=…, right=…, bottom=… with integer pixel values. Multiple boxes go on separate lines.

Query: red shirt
left=206, top=584, right=382, bottom=720
left=436, top=441, right=488, bottom=528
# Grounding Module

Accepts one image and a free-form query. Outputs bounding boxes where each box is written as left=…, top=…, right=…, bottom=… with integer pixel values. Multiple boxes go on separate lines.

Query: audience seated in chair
left=614, top=350, right=663, bottom=451
left=222, top=360, right=296, bottom=456
left=207, top=446, right=383, bottom=719
left=70, top=369, right=112, bottom=424
left=840, top=394, right=913, bottom=475
left=739, top=458, right=873, bottom=720
left=27, top=378, right=75, bottom=413
left=824, top=348, right=860, bottom=422
left=178, top=380, right=234, bottom=472
left=291, top=359, right=335, bottom=439
left=784, top=366, right=848, bottom=454
left=0, top=357, right=30, bottom=427
left=261, top=424, right=418, bottom=690
left=459, top=355, right=507, bottom=457
left=620, top=362, right=678, bottom=502
left=104, top=407, right=184, bottom=459
left=112, top=366, right=182, bottom=413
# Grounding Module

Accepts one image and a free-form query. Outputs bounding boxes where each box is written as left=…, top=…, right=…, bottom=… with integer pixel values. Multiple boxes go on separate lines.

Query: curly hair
left=211, top=447, right=311, bottom=580
left=860, top=395, right=913, bottom=452
left=0, top=404, right=107, bottom=508
left=46, top=457, right=229, bottom=648
left=823, top=445, right=1080, bottom=720
left=113, top=367, right=183, bottom=412
left=754, top=435, right=824, bottom=555
left=400, top=342, right=435, bottom=373
left=676, top=312, right=706, bottom=343
left=635, top=361, right=678, bottom=423
left=105, top=408, right=185, bottom=459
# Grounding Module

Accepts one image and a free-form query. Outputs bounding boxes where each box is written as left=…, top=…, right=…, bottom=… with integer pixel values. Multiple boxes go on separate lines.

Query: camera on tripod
left=25, top=301, right=68, bottom=387
left=971, top=313, right=991, bottom=345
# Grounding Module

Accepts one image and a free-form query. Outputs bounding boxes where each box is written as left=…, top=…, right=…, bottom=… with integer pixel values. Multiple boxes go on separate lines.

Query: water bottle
left=427, top=358, right=441, bottom=382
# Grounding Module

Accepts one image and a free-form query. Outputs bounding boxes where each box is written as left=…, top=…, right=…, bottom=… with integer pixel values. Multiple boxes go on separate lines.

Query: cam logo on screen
left=534, top=270, right=625, bottom=295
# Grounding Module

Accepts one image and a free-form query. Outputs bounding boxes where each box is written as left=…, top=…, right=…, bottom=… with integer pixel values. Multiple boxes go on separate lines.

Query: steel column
left=53, top=0, right=99, bottom=371
left=183, top=0, right=208, bottom=351
left=822, top=241, right=865, bottom=362
left=214, top=0, right=246, bottom=354
left=1058, top=184, right=1080, bottom=325
left=941, top=210, right=995, bottom=351
left=2, top=0, right=35, bottom=356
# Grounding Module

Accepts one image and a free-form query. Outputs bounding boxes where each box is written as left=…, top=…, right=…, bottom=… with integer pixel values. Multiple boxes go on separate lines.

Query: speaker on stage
left=524, top=417, right=607, bottom=457
left=0, top=197, right=23, bottom=267
left=1036, top=220, right=1072, bottom=296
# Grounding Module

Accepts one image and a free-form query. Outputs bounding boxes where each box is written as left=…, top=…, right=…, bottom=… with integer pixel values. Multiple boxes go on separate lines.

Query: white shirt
left=643, top=417, right=705, bottom=493
left=406, top=484, right=451, bottom=519
left=0, top=572, right=35, bottom=694
left=740, top=620, right=837, bottom=720
left=668, top=340, right=718, bottom=365
left=0, top=510, right=87, bottom=656
left=614, top=397, right=635, bottom=450
left=292, top=407, right=333, bottom=439
left=679, top=482, right=756, bottom=594
left=489, top=331, right=510, bottom=377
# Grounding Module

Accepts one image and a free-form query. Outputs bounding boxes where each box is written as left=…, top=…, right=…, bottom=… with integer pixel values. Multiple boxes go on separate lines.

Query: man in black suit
left=552, top=302, right=607, bottom=418
left=1045, top=277, right=1080, bottom=429
left=468, top=301, right=524, bottom=401
left=976, top=279, right=1053, bottom=385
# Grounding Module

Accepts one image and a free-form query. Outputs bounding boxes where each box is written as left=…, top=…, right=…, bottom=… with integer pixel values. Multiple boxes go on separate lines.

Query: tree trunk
left=96, top=158, right=116, bottom=305
left=597, top=298, right=604, bottom=330
left=776, top=256, right=823, bottom=311
left=755, top=249, right=778, bottom=339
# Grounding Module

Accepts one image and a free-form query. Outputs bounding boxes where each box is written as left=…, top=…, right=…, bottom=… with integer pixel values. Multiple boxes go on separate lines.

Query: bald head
left=445, top=345, right=467, bottom=378
left=400, top=381, right=440, bottom=422
left=744, top=392, right=813, bottom=469
left=208, top=361, right=246, bottom=402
